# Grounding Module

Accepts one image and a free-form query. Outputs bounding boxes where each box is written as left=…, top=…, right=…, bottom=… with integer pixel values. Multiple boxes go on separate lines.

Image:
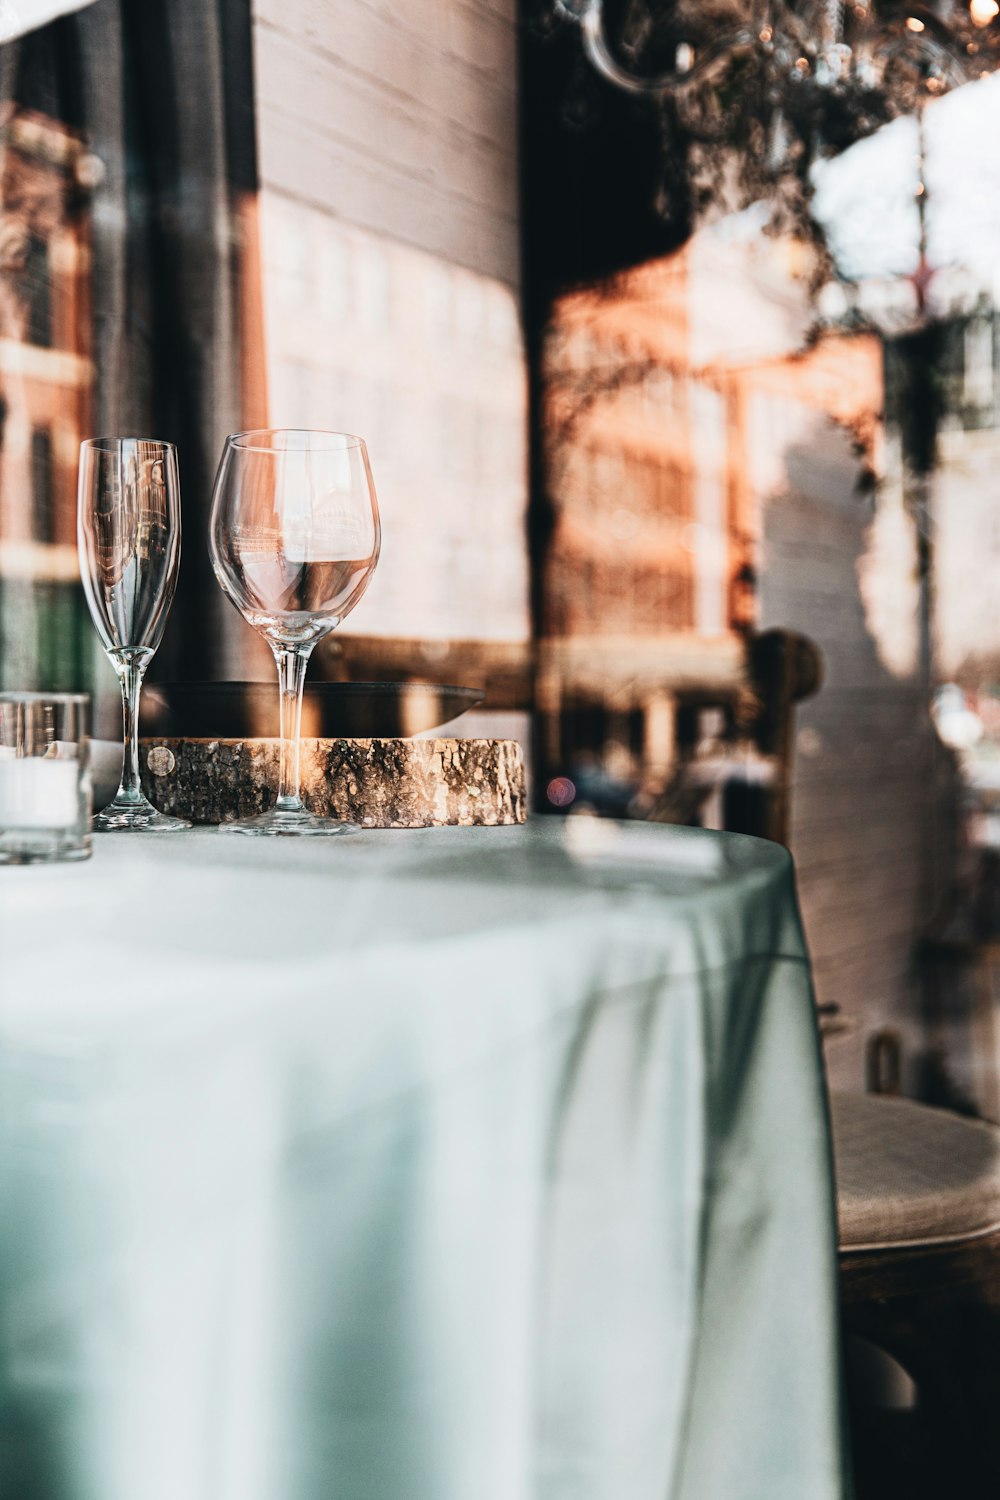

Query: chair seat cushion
left=830, top=1092, right=1000, bottom=1251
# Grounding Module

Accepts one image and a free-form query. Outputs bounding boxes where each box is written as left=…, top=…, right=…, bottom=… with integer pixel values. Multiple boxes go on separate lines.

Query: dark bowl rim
left=146, top=681, right=484, bottom=699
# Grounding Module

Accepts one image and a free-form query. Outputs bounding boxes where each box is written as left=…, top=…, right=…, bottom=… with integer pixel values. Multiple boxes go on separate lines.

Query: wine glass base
left=219, top=808, right=357, bottom=837
left=93, top=798, right=191, bottom=832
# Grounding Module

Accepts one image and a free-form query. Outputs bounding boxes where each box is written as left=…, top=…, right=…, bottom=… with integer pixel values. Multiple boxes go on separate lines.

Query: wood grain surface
left=140, top=737, right=527, bottom=828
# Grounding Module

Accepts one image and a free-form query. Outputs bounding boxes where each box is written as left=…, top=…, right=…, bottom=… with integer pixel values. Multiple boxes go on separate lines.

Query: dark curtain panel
left=0, top=0, right=260, bottom=690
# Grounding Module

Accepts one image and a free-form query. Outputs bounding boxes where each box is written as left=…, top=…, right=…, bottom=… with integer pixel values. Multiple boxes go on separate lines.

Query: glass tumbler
left=0, top=693, right=92, bottom=864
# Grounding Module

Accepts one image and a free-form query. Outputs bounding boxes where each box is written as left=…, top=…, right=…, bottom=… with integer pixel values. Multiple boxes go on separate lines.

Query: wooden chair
left=830, top=1091, right=1000, bottom=1497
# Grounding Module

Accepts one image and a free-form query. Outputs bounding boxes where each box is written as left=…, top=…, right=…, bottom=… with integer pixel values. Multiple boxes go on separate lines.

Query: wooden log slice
left=139, top=737, right=527, bottom=828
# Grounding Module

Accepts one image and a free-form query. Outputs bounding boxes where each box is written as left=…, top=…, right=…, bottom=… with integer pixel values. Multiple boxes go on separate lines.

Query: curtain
left=0, top=0, right=262, bottom=713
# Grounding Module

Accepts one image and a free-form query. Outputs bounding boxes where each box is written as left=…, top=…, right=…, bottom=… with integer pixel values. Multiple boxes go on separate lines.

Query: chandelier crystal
left=551, top=2, right=1000, bottom=216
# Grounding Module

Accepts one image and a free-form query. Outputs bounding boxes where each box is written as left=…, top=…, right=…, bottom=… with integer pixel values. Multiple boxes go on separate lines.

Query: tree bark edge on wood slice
left=139, top=737, right=527, bottom=828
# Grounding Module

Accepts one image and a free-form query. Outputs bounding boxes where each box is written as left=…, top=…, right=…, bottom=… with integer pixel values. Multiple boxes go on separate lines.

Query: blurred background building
left=0, top=103, right=91, bottom=690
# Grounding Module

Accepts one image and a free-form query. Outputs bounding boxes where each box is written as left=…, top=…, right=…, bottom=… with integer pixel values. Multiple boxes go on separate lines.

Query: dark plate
left=140, top=682, right=485, bottom=740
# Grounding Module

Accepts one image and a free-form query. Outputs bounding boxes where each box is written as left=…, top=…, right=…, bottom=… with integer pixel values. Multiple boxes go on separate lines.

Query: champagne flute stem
left=274, top=645, right=311, bottom=811
left=117, top=653, right=147, bottom=805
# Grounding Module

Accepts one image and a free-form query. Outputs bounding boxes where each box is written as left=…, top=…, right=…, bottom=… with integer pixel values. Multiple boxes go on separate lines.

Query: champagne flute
left=209, top=429, right=381, bottom=836
left=77, top=437, right=190, bottom=831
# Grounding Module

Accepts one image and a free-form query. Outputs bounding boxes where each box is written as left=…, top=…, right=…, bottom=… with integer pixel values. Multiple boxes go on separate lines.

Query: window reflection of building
left=538, top=240, right=883, bottom=812
left=912, top=305, right=1000, bottom=899
left=895, top=306, right=1000, bottom=684
left=0, top=104, right=92, bottom=688
left=539, top=252, right=750, bottom=800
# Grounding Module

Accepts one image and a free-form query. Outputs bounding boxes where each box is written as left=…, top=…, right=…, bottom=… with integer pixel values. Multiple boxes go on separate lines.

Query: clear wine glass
left=209, top=429, right=381, bottom=836
left=77, top=437, right=190, bottom=831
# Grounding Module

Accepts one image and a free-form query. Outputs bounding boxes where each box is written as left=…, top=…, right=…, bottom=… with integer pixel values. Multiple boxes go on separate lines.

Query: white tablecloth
left=0, top=819, right=848, bottom=1500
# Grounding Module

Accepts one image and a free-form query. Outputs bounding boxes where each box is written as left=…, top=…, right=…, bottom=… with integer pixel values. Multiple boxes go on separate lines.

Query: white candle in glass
left=0, top=754, right=81, bottom=830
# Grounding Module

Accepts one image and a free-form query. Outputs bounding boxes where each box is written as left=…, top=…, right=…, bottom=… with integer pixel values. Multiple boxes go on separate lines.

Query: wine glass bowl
left=77, top=437, right=190, bottom=831
left=209, top=429, right=381, bottom=836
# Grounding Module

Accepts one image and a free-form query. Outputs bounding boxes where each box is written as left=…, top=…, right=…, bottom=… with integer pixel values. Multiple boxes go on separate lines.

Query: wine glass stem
left=117, top=653, right=147, bottom=805
left=274, top=645, right=310, bottom=812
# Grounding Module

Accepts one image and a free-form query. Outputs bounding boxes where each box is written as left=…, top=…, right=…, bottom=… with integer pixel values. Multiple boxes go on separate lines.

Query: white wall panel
left=251, top=0, right=528, bottom=645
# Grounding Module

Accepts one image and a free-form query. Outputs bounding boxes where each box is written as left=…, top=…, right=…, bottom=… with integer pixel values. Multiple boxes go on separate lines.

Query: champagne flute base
left=219, top=807, right=357, bottom=837
left=94, top=797, right=191, bottom=832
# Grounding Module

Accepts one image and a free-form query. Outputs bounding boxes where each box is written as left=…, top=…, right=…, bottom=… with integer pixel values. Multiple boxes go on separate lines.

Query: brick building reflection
left=538, top=237, right=882, bottom=817
left=0, top=103, right=93, bottom=688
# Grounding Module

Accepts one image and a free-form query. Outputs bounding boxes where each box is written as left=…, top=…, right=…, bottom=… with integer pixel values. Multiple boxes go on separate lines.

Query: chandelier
left=551, top=1, right=1000, bottom=217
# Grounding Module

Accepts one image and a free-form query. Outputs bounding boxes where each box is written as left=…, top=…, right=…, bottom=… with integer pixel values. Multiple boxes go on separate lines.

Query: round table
left=0, top=819, right=848, bottom=1500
